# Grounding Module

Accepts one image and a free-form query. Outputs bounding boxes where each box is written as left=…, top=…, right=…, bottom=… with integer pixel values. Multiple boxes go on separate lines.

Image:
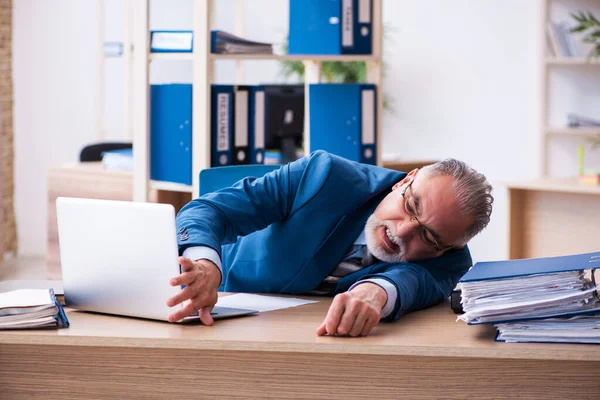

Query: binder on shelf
left=150, top=84, right=192, bottom=185
left=211, top=30, right=273, bottom=54
left=211, top=85, right=235, bottom=167
left=249, top=86, right=266, bottom=164
left=309, top=83, right=377, bottom=165
left=288, top=0, right=373, bottom=55
left=233, top=86, right=251, bottom=165
left=150, top=30, right=193, bottom=53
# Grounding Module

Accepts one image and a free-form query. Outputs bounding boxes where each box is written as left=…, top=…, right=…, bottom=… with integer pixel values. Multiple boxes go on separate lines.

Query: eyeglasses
left=400, top=178, right=453, bottom=252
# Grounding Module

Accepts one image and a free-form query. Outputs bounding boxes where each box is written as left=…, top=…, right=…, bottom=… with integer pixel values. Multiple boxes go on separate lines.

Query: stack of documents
left=211, top=30, right=273, bottom=55
left=0, top=289, right=69, bottom=330
left=496, top=316, right=600, bottom=344
left=457, top=252, right=600, bottom=344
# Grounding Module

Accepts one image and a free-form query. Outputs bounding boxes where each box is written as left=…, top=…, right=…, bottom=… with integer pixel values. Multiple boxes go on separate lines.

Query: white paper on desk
left=0, top=289, right=54, bottom=309
left=216, top=294, right=318, bottom=313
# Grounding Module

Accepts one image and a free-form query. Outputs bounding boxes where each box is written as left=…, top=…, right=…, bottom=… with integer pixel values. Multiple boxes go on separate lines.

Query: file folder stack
left=0, top=288, right=69, bottom=330
left=457, top=251, right=600, bottom=344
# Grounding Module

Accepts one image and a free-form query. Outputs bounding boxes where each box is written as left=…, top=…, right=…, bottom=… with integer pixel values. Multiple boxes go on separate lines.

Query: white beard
left=364, top=214, right=408, bottom=263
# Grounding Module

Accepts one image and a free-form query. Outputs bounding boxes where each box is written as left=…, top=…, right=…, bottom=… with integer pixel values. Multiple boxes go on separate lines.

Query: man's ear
left=391, top=168, right=419, bottom=191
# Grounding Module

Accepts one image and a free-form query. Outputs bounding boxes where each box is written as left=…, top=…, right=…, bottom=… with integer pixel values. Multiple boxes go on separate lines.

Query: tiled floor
left=0, top=256, right=47, bottom=280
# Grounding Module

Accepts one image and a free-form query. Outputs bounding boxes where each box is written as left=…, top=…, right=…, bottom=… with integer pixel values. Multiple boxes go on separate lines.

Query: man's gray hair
left=422, top=159, right=493, bottom=245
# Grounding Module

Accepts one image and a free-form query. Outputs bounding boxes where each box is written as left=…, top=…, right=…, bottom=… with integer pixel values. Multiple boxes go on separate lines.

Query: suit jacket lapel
left=281, top=190, right=389, bottom=294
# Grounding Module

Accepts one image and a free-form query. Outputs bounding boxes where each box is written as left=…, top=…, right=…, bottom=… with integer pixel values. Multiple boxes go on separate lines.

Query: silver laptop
left=56, top=197, right=257, bottom=322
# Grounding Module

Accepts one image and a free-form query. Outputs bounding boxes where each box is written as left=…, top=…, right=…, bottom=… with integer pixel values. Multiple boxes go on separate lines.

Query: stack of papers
left=458, top=271, right=600, bottom=324
left=496, top=316, right=600, bottom=344
left=212, top=30, right=273, bottom=55
left=0, top=289, right=69, bottom=330
left=457, top=251, right=600, bottom=344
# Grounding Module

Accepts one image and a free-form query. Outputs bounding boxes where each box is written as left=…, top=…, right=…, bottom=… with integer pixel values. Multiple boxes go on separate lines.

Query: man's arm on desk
left=317, top=246, right=472, bottom=336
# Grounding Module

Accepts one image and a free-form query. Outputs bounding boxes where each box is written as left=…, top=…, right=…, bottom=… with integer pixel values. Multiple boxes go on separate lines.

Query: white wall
left=13, top=0, right=572, bottom=262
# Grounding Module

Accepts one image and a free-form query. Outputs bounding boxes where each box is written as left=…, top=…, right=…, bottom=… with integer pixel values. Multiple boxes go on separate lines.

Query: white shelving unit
left=129, top=0, right=384, bottom=202
left=541, top=0, right=600, bottom=178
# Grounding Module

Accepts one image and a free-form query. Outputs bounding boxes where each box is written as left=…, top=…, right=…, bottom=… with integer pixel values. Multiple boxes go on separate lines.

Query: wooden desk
left=504, top=178, right=600, bottom=259
left=1, top=296, right=599, bottom=399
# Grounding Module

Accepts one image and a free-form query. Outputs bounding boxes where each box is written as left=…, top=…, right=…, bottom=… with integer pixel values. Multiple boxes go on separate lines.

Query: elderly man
left=167, top=150, right=493, bottom=337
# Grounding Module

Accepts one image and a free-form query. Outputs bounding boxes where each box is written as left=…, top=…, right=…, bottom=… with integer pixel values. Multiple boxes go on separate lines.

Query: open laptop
left=56, top=197, right=257, bottom=322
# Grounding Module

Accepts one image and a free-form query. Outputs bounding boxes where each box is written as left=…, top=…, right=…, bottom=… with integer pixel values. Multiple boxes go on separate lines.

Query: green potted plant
left=570, top=11, right=600, bottom=58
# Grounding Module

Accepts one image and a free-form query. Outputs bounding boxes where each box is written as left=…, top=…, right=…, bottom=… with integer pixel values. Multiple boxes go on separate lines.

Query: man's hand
left=316, top=283, right=387, bottom=337
left=166, top=257, right=221, bottom=325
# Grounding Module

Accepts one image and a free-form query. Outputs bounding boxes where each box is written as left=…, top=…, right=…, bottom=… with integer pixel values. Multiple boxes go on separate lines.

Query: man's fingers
left=170, top=271, right=196, bottom=286
left=166, top=284, right=195, bottom=307
left=178, top=256, right=195, bottom=272
left=361, top=314, right=379, bottom=337
left=336, top=305, right=358, bottom=336
left=349, top=308, right=369, bottom=337
left=198, top=307, right=214, bottom=326
left=168, top=301, right=199, bottom=322
left=316, top=322, right=328, bottom=336
left=325, top=296, right=346, bottom=335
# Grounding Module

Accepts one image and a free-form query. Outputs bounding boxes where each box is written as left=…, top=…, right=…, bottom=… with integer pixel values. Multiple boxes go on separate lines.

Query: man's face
left=365, top=169, right=472, bottom=263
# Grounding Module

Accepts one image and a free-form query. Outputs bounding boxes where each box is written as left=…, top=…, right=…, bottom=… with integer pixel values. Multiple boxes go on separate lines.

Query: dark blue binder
left=309, top=83, right=377, bottom=164
left=249, top=86, right=266, bottom=164
left=288, top=0, right=372, bottom=55
left=459, top=251, right=600, bottom=283
left=211, top=85, right=235, bottom=167
left=150, top=84, right=192, bottom=185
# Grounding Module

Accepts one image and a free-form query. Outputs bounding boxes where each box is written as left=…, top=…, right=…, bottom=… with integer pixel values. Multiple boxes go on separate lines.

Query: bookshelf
left=541, top=0, right=600, bottom=178
left=129, top=1, right=384, bottom=202
left=504, top=0, right=600, bottom=259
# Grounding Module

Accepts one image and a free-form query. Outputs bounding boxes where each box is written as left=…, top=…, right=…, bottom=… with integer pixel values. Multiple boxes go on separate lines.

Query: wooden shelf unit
left=131, top=0, right=384, bottom=201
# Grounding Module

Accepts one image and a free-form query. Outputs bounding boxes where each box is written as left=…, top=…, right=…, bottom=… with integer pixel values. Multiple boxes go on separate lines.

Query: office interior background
left=2, top=0, right=600, bottom=273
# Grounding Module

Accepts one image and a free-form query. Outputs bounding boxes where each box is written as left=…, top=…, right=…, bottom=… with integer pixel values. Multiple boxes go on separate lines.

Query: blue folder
left=150, top=84, right=192, bottom=185
left=460, top=251, right=600, bottom=283
left=309, top=83, right=377, bottom=164
left=288, top=0, right=372, bottom=55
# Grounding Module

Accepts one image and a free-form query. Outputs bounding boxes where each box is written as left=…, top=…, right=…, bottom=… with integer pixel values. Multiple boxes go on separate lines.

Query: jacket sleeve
left=175, top=150, right=333, bottom=256
left=355, top=246, right=472, bottom=321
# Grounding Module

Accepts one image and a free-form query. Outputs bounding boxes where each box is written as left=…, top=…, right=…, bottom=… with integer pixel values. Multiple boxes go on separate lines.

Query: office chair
left=79, top=142, right=133, bottom=162
left=198, top=164, right=281, bottom=196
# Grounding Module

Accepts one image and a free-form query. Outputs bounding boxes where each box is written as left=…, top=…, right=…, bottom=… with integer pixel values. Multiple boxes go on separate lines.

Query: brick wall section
left=0, top=0, right=16, bottom=255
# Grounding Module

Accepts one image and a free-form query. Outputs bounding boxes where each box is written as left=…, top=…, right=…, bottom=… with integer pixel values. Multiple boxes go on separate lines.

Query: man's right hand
left=166, top=256, right=221, bottom=325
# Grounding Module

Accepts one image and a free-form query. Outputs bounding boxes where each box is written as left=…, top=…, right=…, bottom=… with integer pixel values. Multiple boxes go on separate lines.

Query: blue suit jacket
left=176, top=150, right=472, bottom=321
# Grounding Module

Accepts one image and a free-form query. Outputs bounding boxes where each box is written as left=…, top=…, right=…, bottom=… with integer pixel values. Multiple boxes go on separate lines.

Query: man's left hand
left=316, top=283, right=387, bottom=337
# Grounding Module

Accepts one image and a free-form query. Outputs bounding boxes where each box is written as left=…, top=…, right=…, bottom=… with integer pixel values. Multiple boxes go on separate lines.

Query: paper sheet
left=0, top=289, right=54, bottom=309
left=216, top=293, right=318, bottom=313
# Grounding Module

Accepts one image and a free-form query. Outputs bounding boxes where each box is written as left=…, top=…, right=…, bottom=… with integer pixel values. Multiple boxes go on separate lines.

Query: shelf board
left=546, top=127, right=600, bottom=138
left=546, top=57, right=600, bottom=66
left=150, top=53, right=380, bottom=62
left=150, top=53, right=194, bottom=61
left=500, top=177, right=600, bottom=195
left=150, top=180, right=194, bottom=193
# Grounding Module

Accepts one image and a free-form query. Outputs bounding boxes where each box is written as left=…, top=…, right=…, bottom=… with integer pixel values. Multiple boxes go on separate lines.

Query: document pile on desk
left=458, top=251, right=600, bottom=344
left=0, top=288, right=69, bottom=330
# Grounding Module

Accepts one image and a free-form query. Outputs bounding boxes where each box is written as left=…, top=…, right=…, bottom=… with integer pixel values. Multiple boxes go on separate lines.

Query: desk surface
left=1, top=294, right=599, bottom=362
